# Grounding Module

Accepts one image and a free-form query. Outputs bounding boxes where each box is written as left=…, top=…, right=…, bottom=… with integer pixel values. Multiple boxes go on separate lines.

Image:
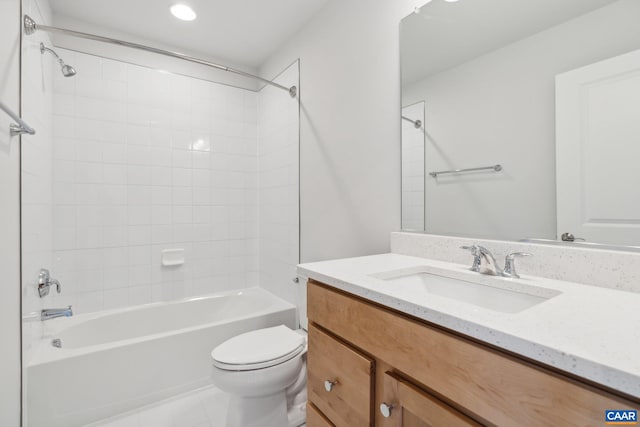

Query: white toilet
left=211, top=325, right=308, bottom=427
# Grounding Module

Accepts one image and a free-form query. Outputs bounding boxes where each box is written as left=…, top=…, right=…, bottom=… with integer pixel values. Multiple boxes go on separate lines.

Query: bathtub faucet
left=41, top=306, right=73, bottom=321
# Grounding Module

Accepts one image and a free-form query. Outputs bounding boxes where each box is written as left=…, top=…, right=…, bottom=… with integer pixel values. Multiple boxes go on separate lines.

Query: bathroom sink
left=373, top=269, right=558, bottom=313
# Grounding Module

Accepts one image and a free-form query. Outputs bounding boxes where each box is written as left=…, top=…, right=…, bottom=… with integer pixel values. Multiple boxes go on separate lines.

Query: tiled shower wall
left=21, top=0, right=54, bottom=360
left=48, top=49, right=260, bottom=313
left=257, top=62, right=300, bottom=307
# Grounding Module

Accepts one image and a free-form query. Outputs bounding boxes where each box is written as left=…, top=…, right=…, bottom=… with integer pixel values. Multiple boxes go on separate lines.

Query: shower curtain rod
left=23, top=15, right=297, bottom=98
left=0, top=101, right=36, bottom=136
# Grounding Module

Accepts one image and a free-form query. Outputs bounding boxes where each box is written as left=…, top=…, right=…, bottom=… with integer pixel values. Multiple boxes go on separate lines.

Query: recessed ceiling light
left=170, top=4, right=197, bottom=21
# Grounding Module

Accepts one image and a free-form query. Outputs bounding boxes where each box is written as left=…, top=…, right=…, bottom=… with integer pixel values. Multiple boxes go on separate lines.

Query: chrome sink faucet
left=41, top=306, right=73, bottom=321
left=461, top=245, right=532, bottom=278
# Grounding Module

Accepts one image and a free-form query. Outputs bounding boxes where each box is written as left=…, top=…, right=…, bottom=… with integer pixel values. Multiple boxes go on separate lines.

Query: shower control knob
left=324, top=380, right=337, bottom=392
left=380, top=403, right=394, bottom=418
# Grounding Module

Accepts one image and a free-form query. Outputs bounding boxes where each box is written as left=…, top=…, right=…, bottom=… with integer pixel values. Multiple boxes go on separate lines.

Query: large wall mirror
left=400, top=0, right=640, bottom=249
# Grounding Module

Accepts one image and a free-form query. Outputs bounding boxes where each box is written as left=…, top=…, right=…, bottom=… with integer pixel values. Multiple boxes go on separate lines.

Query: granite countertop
left=298, top=253, right=640, bottom=398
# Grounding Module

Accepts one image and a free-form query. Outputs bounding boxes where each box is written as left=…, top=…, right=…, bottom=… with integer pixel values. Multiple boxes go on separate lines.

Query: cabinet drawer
left=308, top=281, right=639, bottom=426
left=307, top=402, right=335, bottom=427
left=379, top=372, right=481, bottom=427
left=308, top=324, right=374, bottom=426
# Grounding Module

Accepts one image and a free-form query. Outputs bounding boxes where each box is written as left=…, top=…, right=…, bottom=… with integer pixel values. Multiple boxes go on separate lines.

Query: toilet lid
left=211, top=325, right=305, bottom=370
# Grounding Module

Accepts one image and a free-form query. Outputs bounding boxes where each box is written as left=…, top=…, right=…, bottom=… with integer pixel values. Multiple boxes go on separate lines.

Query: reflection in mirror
left=401, top=102, right=425, bottom=230
left=400, top=0, right=640, bottom=249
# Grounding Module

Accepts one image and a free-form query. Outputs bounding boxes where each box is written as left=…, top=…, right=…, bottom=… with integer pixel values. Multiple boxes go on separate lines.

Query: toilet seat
left=212, top=325, right=306, bottom=371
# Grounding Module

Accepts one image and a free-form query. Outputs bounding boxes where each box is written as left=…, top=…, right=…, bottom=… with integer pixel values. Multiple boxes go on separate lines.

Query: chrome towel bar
left=0, top=101, right=36, bottom=136
left=429, top=164, right=502, bottom=178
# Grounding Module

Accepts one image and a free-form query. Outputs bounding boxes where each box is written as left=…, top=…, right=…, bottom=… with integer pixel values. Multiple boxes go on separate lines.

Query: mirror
left=400, top=0, right=640, bottom=249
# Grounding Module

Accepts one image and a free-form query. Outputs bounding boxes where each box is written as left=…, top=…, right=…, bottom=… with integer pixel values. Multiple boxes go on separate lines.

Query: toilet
left=211, top=324, right=308, bottom=427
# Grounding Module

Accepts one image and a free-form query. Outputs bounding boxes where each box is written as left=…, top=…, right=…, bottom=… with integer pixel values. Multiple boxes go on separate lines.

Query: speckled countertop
left=298, top=253, right=640, bottom=399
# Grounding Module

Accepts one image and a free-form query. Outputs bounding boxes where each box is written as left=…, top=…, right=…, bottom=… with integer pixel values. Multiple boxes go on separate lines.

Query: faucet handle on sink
left=461, top=245, right=482, bottom=272
left=503, top=252, right=532, bottom=279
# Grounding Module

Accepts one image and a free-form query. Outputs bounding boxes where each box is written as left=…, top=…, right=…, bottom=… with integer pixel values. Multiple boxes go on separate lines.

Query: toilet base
left=224, top=392, right=306, bottom=427
left=287, top=401, right=307, bottom=427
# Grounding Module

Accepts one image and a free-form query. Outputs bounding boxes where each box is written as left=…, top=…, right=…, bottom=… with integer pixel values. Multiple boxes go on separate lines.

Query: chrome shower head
left=40, top=42, right=76, bottom=77
left=61, top=63, right=76, bottom=77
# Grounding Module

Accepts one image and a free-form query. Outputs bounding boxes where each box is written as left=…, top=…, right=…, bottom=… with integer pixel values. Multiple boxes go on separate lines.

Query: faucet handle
left=38, top=268, right=50, bottom=284
left=503, top=252, right=532, bottom=278
left=38, top=268, right=61, bottom=297
left=507, top=252, right=533, bottom=259
left=461, top=245, right=482, bottom=272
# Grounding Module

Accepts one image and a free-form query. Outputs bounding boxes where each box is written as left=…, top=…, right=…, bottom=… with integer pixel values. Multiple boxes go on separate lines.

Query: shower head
left=40, top=42, right=76, bottom=77
left=61, top=64, right=76, bottom=77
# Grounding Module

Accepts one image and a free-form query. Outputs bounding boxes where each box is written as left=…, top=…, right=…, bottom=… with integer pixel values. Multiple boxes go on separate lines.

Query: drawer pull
left=380, top=403, right=394, bottom=418
left=324, top=380, right=338, bottom=392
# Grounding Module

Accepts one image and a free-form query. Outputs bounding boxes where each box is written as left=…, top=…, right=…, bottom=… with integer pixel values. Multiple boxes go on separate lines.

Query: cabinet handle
left=380, top=403, right=394, bottom=418
left=324, top=380, right=337, bottom=392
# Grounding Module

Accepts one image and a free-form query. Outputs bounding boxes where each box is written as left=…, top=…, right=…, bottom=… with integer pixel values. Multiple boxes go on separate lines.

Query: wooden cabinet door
left=307, top=402, right=335, bottom=427
left=379, top=372, right=482, bottom=427
left=308, top=324, right=374, bottom=426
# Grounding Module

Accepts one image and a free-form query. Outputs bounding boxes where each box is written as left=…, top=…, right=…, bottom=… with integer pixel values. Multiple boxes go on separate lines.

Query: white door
left=556, top=49, right=640, bottom=246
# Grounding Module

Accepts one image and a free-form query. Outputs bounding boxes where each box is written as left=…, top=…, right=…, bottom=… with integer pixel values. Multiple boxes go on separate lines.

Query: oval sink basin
left=373, top=268, right=560, bottom=313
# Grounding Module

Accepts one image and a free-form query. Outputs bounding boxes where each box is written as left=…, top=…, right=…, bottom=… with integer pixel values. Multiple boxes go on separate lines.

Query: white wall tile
left=74, top=292, right=101, bottom=314
left=151, top=167, right=172, bottom=186
left=43, top=49, right=297, bottom=319
left=103, top=164, right=127, bottom=184
left=172, top=168, right=192, bottom=186
left=128, top=225, right=152, bottom=246
left=257, top=63, right=300, bottom=307
left=103, top=288, right=129, bottom=310
left=21, top=10, right=56, bottom=360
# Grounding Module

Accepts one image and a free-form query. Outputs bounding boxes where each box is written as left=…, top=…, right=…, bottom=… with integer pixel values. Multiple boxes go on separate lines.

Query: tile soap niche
left=162, top=249, right=185, bottom=267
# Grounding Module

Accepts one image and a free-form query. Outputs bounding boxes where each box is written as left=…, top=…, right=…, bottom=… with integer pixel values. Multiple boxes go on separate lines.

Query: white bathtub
left=27, top=287, right=297, bottom=427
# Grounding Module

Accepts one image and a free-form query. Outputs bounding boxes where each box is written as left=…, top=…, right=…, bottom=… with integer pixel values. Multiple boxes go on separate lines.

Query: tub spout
left=41, top=306, right=73, bottom=321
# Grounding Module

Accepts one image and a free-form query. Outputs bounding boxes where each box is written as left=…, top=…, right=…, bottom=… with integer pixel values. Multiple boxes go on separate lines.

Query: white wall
left=402, top=0, right=640, bottom=241
left=45, top=49, right=260, bottom=314
left=0, top=0, right=22, bottom=424
left=259, top=0, right=416, bottom=262
left=257, top=61, right=300, bottom=306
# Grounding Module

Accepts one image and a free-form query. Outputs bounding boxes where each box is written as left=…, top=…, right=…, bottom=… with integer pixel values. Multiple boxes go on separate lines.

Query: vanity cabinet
left=306, top=280, right=640, bottom=427
left=380, top=371, right=480, bottom=427
left=307, top=324, right=374, bottom=426
left=307, top=402, right=334, bottom=427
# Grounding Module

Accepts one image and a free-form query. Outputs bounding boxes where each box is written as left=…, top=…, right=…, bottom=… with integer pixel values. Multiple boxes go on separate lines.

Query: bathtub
left=27, top=287, right=297, bottom=427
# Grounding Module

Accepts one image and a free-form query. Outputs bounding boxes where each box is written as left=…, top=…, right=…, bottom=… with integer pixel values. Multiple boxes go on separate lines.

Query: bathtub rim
left=29, top=287, right=296, bottom=366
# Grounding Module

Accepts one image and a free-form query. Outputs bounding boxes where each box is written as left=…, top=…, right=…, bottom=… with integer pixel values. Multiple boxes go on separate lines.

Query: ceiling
left=401, top=0, right=619, bottom=86
left=49, top=0, right=329, bottom=68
